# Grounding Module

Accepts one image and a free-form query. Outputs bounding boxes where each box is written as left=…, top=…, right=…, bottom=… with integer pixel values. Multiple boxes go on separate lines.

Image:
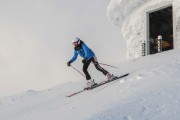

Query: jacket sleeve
left=71, top=50, right=78, bottom=62
left=82, top=43, right=89, bottom=59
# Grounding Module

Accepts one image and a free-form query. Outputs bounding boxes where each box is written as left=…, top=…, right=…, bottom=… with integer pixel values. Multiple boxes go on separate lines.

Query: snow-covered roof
left=107, top=0, right=177, bottom=59
left=107, top=0, right=149, bottom=26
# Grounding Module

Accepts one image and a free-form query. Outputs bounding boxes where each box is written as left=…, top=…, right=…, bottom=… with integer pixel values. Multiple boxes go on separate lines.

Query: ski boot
left=84, top=79, right=97, bottom=90
left=106, top=73, right=115, bottom=81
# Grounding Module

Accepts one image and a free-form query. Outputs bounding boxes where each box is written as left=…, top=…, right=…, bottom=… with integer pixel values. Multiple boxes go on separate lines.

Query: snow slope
left=0, top=49, right=180, bottom=120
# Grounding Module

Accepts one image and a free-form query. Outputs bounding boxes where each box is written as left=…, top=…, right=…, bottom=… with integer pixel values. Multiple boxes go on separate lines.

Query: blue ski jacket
left=70, top=40, right=95, bottom=62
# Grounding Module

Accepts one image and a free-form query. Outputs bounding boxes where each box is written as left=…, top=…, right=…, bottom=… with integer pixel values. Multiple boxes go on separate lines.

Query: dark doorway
left=149, top=6, right=173, bottom=54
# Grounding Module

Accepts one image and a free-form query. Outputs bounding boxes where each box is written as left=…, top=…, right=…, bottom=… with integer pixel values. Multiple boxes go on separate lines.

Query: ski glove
left=82, top=58, right=87, bottom=64
left=67, top=60, right=72, bottom=67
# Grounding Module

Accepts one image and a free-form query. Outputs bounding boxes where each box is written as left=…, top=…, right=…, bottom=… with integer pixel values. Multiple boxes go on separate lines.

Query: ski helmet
left=72, top=37, right=80, bottom=44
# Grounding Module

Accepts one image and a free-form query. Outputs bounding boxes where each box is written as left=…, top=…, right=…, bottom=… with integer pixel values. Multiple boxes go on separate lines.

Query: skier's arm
left=70, top=51, right=78, bottom=63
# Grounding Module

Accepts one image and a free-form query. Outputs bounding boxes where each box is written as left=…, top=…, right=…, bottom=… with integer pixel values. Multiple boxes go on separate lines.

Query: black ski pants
left=83, top=56, right=108, bottom=80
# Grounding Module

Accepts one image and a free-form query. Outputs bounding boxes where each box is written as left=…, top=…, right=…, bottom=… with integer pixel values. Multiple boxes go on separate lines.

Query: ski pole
left=70, top=65, right=86, bottom=78
left=98, top=63, right=119, bottom=69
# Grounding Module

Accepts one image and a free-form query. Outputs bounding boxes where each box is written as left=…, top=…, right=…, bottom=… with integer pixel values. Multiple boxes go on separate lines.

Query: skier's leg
left=83, top=59, right=96, bottom=88
left=83, top=60, right=91, bottom=80
left=92, top=56, right=114, bottom=81
left=92, top=56, right=108, bottom=75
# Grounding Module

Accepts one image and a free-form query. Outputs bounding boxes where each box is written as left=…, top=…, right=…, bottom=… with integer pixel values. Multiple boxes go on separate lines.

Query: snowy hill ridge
left=0, top=50, right=180, bottom=120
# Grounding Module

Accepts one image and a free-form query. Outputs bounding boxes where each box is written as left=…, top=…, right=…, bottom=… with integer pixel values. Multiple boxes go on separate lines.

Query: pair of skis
left=66, top=73, right=129, bottom=97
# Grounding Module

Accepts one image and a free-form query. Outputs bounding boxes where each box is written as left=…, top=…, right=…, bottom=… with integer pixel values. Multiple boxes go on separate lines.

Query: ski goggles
left=72, top=41, right=79, bottom=46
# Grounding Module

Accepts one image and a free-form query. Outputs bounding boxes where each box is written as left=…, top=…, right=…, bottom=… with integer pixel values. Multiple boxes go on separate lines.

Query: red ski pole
left=70, top=65, right=86, bottom=78
left=98, top=63, right=119, bottom=69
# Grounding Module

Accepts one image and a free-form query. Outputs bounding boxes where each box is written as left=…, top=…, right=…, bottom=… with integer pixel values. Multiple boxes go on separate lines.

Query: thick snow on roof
left=107, top=0, right=149, bottom=27
left=107, top=0, right=175, bottom=59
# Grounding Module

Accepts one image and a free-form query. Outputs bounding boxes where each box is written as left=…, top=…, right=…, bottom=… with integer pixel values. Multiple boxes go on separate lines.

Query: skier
left=67, top=37, right=114, bottom=88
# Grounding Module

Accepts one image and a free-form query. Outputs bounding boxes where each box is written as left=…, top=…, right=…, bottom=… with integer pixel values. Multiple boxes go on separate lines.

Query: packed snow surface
left=1, top=49, right=180, bottom=120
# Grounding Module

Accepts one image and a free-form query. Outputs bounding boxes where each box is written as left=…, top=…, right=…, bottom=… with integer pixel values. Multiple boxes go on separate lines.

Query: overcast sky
left=0, top=0, right=126, bottom=98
